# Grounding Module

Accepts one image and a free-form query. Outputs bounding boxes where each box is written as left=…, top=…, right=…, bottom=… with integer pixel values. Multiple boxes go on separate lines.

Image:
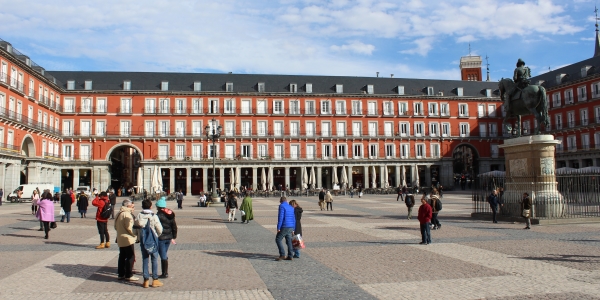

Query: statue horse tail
left=538, top=85, right=549, bottom=125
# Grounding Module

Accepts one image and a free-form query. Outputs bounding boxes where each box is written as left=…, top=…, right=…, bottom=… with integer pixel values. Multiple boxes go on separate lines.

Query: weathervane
left=596, top=6, right=599, bottom=32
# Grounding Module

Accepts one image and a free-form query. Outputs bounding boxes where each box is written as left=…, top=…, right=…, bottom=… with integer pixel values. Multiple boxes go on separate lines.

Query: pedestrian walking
left=31, top=190, right=40, bottom=215
left=350, top=189, right=354, bottom=198
left=325, top=190, right=333, bottom=211
left=521, top=192, right=532, bottom=229
left=417, top=196, right=432, bottom=245
left=405, top=193, right=415, bottom=220
left=289, top=200, right=303, bottom=258
left=396, top=185, right=403, bottom=201
left=92, top=192, right=111, bottom=249
left=0, top=188, right=3, bottom=206
left=60, top=189, right=73, bottom=223
left=488, top=189, right=501, bottom=223
left=109, top=190, right=117, bottom=219
left=239, top=194, right=253, bottom=224
left=176, top=190, right=184, bottom=209
left=36, top=191, right=55, bottom=239
left=318, top=189, right=325, bottom=211
left=77, top=191, right=89, bottom=218
left=155, top=197, right=177, bottom=278
left=430, top=194, right=442, bottom=230
left=226, top=191, right=238, bottom=222
left=115, top=199, right=139, bottom=282
left=135, top=199, right=163, bottom=288
left=275, top=196, right=296, bottom=261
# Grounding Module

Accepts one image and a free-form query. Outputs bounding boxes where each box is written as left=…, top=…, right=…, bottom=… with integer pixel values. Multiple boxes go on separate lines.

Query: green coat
left=239, top=196, right=254, bottom=220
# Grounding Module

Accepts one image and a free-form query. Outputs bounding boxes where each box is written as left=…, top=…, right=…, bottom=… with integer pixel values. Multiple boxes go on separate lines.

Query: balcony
left=0, top=107, right=61, bottom=136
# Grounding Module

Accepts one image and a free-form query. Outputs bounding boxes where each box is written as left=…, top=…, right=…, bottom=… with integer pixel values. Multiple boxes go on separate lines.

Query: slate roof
left=47, top=70, right=500, bottom=98
left=530, top=54, right=600, bottom=90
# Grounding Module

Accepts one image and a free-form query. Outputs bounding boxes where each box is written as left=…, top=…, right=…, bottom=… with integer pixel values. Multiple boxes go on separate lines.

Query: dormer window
left=485, top=89, right=492, bottom=97
left=161, top=81, right=169, bottom=91
left=367, top=84, right=374, bottom=94
left=226, top=82, right=233, bottom=92
left=194, top=81, right=201, bottom=92
left=336, top=84, right=343, bottom=93
left=397, top=85, right=404, bottom=95
left=581, top=66, right=591, bottom=78
left=556, top=74, right=566, bottom=85
left=67, top=80, right=75, bottom=90
left=305, top=83, right=312, bottom=93
left=456, top=87, right=463, bottom=96
left=123, top=80, right=131, bottom=91
left=427, top=87, right=434, bottom=96
left=290, top=83, right=297, bottom=93
left=84, top=80, right=92, bottom=90
left=257, top=82, right=265, bottom=93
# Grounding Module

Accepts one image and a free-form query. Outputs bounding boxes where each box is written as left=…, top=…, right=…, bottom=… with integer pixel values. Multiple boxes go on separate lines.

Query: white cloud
left=330, top=41, right=375, bottom=55
left=400, top=37, right=435, bottom=56
left=456, top=35, right=477, bottom=43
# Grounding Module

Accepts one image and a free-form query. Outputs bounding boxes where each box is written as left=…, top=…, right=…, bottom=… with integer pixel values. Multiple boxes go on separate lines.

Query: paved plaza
left=0, top=191, right=599, bottom=299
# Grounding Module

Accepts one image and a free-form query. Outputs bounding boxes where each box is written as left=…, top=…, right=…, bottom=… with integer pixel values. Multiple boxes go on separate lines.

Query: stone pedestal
left=498, top=135, right=563, bottom=218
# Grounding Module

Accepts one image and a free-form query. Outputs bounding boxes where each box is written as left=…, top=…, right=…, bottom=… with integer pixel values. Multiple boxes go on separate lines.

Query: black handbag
left=50, top=222, right=57, bottom=229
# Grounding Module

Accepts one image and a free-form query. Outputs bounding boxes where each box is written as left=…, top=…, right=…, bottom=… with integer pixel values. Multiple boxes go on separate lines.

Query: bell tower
left=460, top=55, right=483, bottom=81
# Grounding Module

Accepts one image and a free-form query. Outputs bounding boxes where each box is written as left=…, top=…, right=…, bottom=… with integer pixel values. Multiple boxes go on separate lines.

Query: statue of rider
left=506, top=58, right=531, bottom=114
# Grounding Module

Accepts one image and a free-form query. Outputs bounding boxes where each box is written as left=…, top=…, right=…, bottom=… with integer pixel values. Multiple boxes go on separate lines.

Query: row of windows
left=62, top=119, right=486, bottom=138
left=1, top=59, right=61, bottom=106
left=556, top=131, right=600, bottom=152
left=62, top=97, right=495, bottom=117
left=552, top=82, right=600, bottom=107
left=0, top=93, right=60, bottom=130
left=547, top=106, right=600, bottom=131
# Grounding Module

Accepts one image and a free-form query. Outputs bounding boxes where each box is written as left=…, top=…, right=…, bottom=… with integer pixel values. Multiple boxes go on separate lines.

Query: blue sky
left=0, top=0, right=596, bottom=80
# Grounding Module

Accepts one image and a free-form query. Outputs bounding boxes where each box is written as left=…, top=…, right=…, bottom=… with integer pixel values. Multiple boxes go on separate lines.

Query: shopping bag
left=59, top=208, right=65, bottom=216
left=226, top=207, right=230, bottom=214
left=292, top=234, right=305, bottom=250
left=240, top=210, right=246, bottom=216
left=359, top=192, right=363, bottom=197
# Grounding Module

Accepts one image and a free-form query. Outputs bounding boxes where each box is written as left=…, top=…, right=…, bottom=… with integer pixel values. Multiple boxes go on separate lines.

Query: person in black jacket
left=109, top=191, right=117, bottom=219
left=60, top=190, right=73, bottom=223
left=155, top=197, right=177, bottom=278
left=77, top=191, right=89, bottom=218
left=289, top=200, right=303, bottom=258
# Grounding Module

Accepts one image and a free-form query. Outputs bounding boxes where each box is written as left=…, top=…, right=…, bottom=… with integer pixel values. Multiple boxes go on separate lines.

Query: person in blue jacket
left=488, top=189, right=502, bottom=223
left=275, top=196, right=296, bottom=261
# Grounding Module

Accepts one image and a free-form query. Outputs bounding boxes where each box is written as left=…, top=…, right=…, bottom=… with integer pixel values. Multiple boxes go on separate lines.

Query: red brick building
left=0, top=38, right=504, bottom=195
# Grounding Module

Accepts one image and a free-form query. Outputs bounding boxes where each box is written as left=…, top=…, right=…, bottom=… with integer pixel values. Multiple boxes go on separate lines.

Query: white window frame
left=158, top=120, right=169, bottom=137
left=272, top=99, right=284, bottom=114
left=383, top=101, right=394, bottom=116
left=305, top=121, right=315, bottom=137
left=95, top=120, right=106, bottom=136
left=289, top=121, right=299, bottom=137
left=273, top=121, right=283, bottom=137
left=369, top=144, right=378, bottom=158
left=416, top=144, right=425, bottom=159
left=120, top=98, right=132, bottom=114
left=367, top=84, right=374, bottom=94
left=400, top=122, right=410, bottom=137
left=337, top=144, right=346, bottom=159
left=477, top=104, right=486, bottom=117
left=400, top=144, right=409, bottom=159
left=257, top=99, right=266, bottom=114
left=192, top=98, right=203, bottom=114
left=428, top=102, right=438, bottom=116
left=578, top=85, right=587, bottom=102
left=336, top=121, right=346, bottom=137
left=414, top=102, right=423, bottom=116
left=305, top=100, right=315, bottom=114
left=564, top=89, right=574, bottom=105
left=175, top=121, right=185, bottom=137
left=336, top=100, right=346, bottom=115
left=429, top=122, right=439, bottom=137
left=352, top=101, right=362, bottom=115
left=431, top=144, right=440, bottom=158
left=368, top=122, right=378, bottom=137
left=320, top=100, right=331, bottom=114
left=120, top=120, right=131, bottom=137
left=459, top=123, right=470, bottom=137
left=385, top=144, right=394, bottom=158
left=175, top=144, right=186, bottom=160
left=159, top=144, right=169, bottom=160
left=192, top=144, right=202, bottom=159
left=353, top=144, right=362, bottom=159
left=322, top=144, right=332, bottom=159
left=241, top=121, right=252, bottom=137
left=80, top=120, right=91, bottom=137
left=224, top=98, right=236, bottom=114
left=414, top=122, right=424, bottom=137
left=145, top=121, right=155, bottom=137
left=553, top=92, right=561, bottom=107
left=458, top=103, right=469, bottom=117
left=383, top=122, right=393, bottom=137
left=321, top=121, right=331, bottom=137
left=96, top=98, right=106, bottom=113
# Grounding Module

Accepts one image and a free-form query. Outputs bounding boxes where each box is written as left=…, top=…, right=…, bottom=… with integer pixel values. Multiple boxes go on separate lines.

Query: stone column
left=380, top=165, right=386, bottom=188
left=284, top=167, right=290, bottom=191
left=316, top=166, right=322, bottom=190
left=347, top=165, right=353, bottom=188
left=252, top=167, right=258, bottom=190
left=219, top=167, right=225, bottom=191
left=202, top=168, right=208, bottom=192
left=73, top=167, right=80, bottom=188
left=186, top=167, right=192, bottom=195
left=364, top=165, right=370, bottom=189
left=169, top=167, right=175, bottom=194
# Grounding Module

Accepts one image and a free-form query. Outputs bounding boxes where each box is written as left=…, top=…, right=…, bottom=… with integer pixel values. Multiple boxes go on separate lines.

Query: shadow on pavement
left=519, top=254, right=600, bottom=263
left=43, top=240, right=95, bottom=249
left=3, top=233, right=42, bottom=239
left=46, top=264, right=117, bottom=282
left=204, top=250, right=275, bottom=260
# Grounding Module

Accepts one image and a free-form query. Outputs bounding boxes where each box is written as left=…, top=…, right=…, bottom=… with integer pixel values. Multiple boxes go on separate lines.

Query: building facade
left=0, top=38, right=505, bottom=195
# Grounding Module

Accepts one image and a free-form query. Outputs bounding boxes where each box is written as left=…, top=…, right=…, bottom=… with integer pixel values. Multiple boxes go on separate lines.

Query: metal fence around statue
left=472, top=172, right=600, bottom=219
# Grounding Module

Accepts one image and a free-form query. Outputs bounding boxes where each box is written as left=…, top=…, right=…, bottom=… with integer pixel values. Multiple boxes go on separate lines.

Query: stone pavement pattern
left=0, top=191, right=599, bottom=299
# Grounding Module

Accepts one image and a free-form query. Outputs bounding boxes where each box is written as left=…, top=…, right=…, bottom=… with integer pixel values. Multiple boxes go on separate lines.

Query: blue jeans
left=294, top=248, right=300, bottom=258
left=420, top=222, right=431, bottom=244
left=141, top=246, right=159, bottom=280
left=158, top=239, right=171, bottom=260
left=61, top=211, right=71, bottom=223
left=275, top=227, right=294, bottom=258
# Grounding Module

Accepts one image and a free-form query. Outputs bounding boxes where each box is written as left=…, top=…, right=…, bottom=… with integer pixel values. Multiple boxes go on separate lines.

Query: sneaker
left=126, top=276, right=140, bottom=281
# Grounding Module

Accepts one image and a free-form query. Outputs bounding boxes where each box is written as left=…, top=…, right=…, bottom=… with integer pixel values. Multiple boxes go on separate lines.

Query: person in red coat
left=417, top=196, right=432, bottom=245
left=92, top=191, right=111, bottom=249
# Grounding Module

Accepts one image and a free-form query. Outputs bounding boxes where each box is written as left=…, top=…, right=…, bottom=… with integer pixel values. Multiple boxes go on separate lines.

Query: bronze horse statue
left=498, top=78, right=549, bottom=136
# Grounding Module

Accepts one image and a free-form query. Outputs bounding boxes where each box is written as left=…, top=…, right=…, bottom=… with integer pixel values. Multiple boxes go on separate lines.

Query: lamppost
left=205, top=118, right=222, bottom=203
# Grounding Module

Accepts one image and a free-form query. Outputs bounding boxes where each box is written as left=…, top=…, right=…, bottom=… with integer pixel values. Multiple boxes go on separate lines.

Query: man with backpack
left=135, top=199, right=164, bottom=288
left=92, top=191, right=111, bottom=249
left=176, top=190, right=184, bottom=209
left=430, top=194, right=442, bottom=230
left=405, top=193, right=415, bottom=220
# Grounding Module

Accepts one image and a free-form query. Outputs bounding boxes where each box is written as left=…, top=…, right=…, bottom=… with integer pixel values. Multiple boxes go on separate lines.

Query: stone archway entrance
left=453, top=144, right=479, bottom=177
left=20, top=136, right=36, bottom=184
left=108, top=145, right=141, bottom=194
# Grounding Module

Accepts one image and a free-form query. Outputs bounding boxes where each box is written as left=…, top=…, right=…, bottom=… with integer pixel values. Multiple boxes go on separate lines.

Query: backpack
left=99, top=200, right=113, bottom=219
left=405, top=196, right=414, bottom=207
left=141, top=215, right=159, bottom=253
left=435, top=199, right=442, bottom=211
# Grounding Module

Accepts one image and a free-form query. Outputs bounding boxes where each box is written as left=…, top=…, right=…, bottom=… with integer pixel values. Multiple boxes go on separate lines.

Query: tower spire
left=485, top=55, right=490, bottom=82
left=594, top=6, right=600, bottom=57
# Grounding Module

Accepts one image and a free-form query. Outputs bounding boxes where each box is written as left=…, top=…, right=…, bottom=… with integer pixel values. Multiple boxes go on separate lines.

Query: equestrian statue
left=498, top=58, right=549, bottom=137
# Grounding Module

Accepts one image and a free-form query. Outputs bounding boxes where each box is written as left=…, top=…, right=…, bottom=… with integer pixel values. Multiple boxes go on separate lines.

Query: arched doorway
left=21, top=136, right=35, bottom=158
left=453, top=144, right=479, bottom=176
left=108, top=145, right=141, bottom=194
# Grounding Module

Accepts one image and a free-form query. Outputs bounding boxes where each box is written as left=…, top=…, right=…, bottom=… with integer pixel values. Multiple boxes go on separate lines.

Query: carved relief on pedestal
left=540, top=157, right=555, bottom=175
left=509, top=158, right=528, bottom=176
